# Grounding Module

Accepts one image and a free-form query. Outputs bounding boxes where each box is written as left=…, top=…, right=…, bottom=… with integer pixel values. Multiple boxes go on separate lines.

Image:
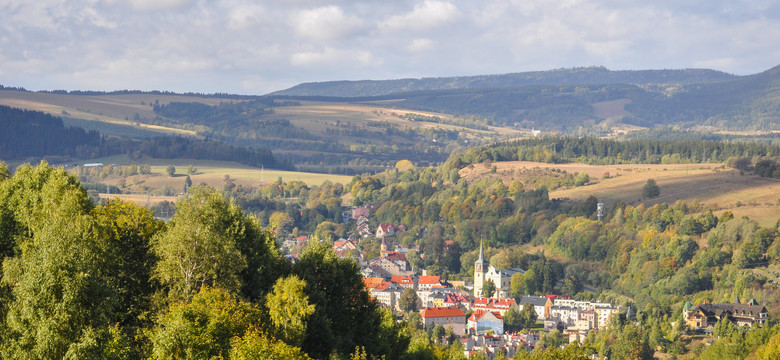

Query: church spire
left=478, top=239, right=485, bottom=262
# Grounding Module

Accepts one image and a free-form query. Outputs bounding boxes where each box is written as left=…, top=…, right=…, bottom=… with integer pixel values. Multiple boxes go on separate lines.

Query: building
left=390, top=275, right=415, bottom=290
left=468, top=310, right=504, bottom=335
left=418, top=275, right=443, bottom=291
left=473, top=240, right=524, bottom=298
left=376, top=223, right=396, bottom=238
left=474, top=240, right=489, bottom=297
left=472, top=297, right=518, bottom=316
left=519, top=295, right=549, bottom=320
left=594, top=306, right=620, bottom=329
left=549, top=306, right=580, bottom=326
left=352, top=207, right=370, bottom=219
left=444, top=292, right=472, bottom=311
left=420, top=306, right=467, bottom=335
left=683, top=299, right=768, bottom=329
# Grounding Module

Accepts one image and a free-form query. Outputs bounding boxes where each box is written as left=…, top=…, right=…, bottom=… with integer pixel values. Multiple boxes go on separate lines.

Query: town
left=281, top=206, right=771, bottom=359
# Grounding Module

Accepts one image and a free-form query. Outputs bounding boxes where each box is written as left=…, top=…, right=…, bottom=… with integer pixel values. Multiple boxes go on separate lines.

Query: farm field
left=76, top=156, right=354, bottom=206
left=461, top=161, right=780, bottom=227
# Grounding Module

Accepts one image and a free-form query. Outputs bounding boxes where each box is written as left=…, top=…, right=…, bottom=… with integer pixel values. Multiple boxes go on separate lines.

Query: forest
left=0, top=105, right=288, bottom=170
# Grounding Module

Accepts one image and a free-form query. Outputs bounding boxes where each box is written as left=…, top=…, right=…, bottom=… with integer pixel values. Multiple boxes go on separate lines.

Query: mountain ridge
left=270, top=66, right=738, bottom=97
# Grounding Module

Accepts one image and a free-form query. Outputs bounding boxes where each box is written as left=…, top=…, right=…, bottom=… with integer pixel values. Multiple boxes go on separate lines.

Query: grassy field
left=76, top=156, right=354, bottom=206
left=461, top=161, right=780, bottom=227
left=0, top=90, right=229, bottom=137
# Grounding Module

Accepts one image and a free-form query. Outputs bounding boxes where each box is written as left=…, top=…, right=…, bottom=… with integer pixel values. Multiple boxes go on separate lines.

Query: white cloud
left=290, top=5, right=368, bottom=41
left=124, top=0, right=196, bottom=12
left=380, top=0, right=460, bottom=32
left=289, top=47, right=379, bottom=67
left=407, top=38, right=433, bottom=52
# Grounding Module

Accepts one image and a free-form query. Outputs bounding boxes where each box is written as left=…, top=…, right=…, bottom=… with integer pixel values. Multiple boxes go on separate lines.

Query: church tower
left=474, top=239, right=488, bottom=297
left=380, top=236, right=389, bottom=257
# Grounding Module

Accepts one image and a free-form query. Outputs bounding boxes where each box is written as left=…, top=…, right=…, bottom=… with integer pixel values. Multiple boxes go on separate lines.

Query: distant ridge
left=270, top=66, right=736, bottom=97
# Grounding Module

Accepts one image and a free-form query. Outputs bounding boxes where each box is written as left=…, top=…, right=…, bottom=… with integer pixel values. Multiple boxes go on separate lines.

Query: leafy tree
left=166, top=165, right=176, bottom=177
left=231, top=329, right=312, bottom=360
left=609, top=323, right=653, bottom=360
left=187, top=164, right=196, bottom=175
left=574, top=172, right=590, bottom=187
left=149, top=287, right=260, bottom=359
left=151, top=186, right=248, bottom=302
left=400, top=287, right=418, bottom=313
left=538, top=329, right=566, bottom=349
left=184, top=175, right=192, bottom=192
left=520, top=302, right=538, bottom=330
left=713, top=317, right=736, bottom=339
left=510, top=272, right=525, bottom=300
left=266, top=275, right=316, bottom=346
left=483, top=279, right=496, bottom=298
left=291, top=241, right=383, bottom=359
left=642, top=178, right=660, bottom=199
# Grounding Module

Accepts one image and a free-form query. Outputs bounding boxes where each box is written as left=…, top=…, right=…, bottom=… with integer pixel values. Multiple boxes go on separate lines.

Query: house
left=368, top=254, right=411, bottom=277
left=549, top=305, right=580, bottom=326
left=468, top=310, right=504, bottom=335
left=473, top=240, right=524, bottom=298
left=352, top=207, right=370, bottom=219
left=444, top=292, right=472, bottom=311
left=683, top=299, right=768, bottom=329
left=390, top=275, right=415, bottom=290
left=472, top=297, right=519, bottom=316
left=594, top=306, right=620, bottom=329
left=519, top=295, right=549, bottom=320
left=376, top=223, right=396, bottom=238
left=420, top=306, right=466, bottom=335
left=418, top=276, right=443, bottom=291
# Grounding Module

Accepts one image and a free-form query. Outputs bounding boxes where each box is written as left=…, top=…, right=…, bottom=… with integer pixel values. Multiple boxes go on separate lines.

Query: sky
left=2, top=0, right=780, bottom=95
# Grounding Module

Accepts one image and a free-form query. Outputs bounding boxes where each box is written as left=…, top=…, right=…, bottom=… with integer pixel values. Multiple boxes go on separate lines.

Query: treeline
left=445, top=136, right=780, bottom=169
left=0, top=105, right=103, bottom=159
left=0, top=105, right=289, bottom=169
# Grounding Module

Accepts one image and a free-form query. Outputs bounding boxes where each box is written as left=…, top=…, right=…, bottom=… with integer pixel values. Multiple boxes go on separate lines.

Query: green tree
left=510, top=272, right=525, bottom=300
left=166, top=165, right=176, bottom=177
left=230, top=329, right=312, bottom=360
left=713, top=317, right=736, bottom=339
left=520, top=302, right=538, bottom=330
left=483, top=279, right=496, bottom=298
left=291, top=241, right=383, bottom=359
left=149, top=287, right=260, bottom=359
left=184, top=175, right=192, bottom=193
left=642, top=178, right=660, bottom=199
left=187, top=164, right=196, bottom=175
left=574, top=172, right=590, bottom=187
left=400, top=287, right=418, bottom=313
left=266, top=275, right=316, bottom=346
left=151, top=186, right=248, bottom=302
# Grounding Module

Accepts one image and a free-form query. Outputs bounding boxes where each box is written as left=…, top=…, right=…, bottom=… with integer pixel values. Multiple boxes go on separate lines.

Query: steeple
left=478, top=239, right=485, bottom=262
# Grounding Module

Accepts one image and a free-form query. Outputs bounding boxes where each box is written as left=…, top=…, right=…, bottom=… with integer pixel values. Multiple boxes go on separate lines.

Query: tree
left=149, top=287, right=260, bottom=359
left=503, top=308, right=521, bottom=332
left=642, top=178, right=660, bottom=199
left=184, top=175, right=192, bottom=193
left=151, top=186, right=248, bottom=302
left=574, top=172, right=590, bottom=187
left=166, top=165, right=176, bottom=177
left=269, top=211, right=294, bottom=235
left=510, top=272, right=525, bottom=300
left=520, top=302, right=538, bottom=330
left=483, top=279, right=496, bottom=298
left=291, top=241, right=383, bottom=359
left=187, top=164, right=197, bottom=175
left=266, top=275, right=316, bottom=347
left=713, top=317, right=736, bottom=339
left=400, top=287, right=418, bottom=313
left=230, top=329, right=312, bottom=360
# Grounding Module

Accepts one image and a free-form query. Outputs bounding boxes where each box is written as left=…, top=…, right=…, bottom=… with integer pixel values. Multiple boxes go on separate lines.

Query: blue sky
left=2, top=0, right=779, bottom=94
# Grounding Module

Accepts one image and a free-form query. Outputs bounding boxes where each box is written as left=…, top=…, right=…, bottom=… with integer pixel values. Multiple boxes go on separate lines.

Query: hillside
left=271, top=66, right=735, bottom=97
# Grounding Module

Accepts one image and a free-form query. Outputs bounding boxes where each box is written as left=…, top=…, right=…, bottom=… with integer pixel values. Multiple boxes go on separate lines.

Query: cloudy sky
left=2, top=0, right=779, bottom=94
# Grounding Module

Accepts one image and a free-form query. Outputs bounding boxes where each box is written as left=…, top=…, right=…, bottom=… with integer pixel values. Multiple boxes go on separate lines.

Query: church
left=473, top=241, right=525, bottom=299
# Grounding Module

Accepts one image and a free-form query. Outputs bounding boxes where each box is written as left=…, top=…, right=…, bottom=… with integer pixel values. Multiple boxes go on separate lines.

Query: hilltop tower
left=474, top=239, right=488, bottom=297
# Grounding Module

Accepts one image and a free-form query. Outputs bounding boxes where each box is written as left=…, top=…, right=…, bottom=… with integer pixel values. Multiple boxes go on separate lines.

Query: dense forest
left=0, top=105, right=288, bottom=169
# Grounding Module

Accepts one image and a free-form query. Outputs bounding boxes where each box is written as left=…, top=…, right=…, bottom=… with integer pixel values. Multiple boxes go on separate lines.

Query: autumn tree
left=400, top=287, right=418, bottom=313
left=266, top=275, right=316, bottom=346
left=642, top=178, right=660, bottom=199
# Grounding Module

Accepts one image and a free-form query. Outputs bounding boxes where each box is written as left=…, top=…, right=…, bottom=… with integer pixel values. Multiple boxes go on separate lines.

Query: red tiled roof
left=473, top=297, right=516, bottom=309
left=385, top=252, right=407, bottom=262
left=418, top=276, right=441, bottom=285
left=333, top=240, right=348, bottom=248
left=545, top=294, right=569, bottom=300
left=363, top=277, right=391, bottom=290
left=445, top=293, right=469, bottom=303
left=420, top=306, right=466, bottom=318
left=390, top=275, right=414, bottom=284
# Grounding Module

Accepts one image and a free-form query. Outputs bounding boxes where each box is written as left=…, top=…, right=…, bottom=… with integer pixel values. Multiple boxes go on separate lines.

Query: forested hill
left=0, top=105, right=289, bottom=169
left=271, top=66, right=735, bottom=97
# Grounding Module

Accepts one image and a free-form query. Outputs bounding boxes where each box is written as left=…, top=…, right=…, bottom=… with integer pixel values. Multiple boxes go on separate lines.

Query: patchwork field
left=461, top=161, right=780, bottom=227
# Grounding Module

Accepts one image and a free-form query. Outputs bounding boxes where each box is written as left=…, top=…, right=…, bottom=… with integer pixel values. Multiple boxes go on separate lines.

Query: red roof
left=378, top=223, right=394, bottom=232
left=545, top=294, right=569, bottom=300
left=420, top=306, right=466, bottom=318
left=418, top=276, right=441, bottom=285
left=468, top=310, right=503, bottom=322
left=385, top=252, right=407, bottom=262
left=390, top=275, right=414, bottom=285
left=444, top=293, right=469, bottom=304
left=473, top=297, right=516, bottom=309
left=333, top=240, right=348, bottom=248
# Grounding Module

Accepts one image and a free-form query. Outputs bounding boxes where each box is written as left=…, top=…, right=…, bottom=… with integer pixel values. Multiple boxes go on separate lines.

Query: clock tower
left=474, top=240, right=488, bottom=297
